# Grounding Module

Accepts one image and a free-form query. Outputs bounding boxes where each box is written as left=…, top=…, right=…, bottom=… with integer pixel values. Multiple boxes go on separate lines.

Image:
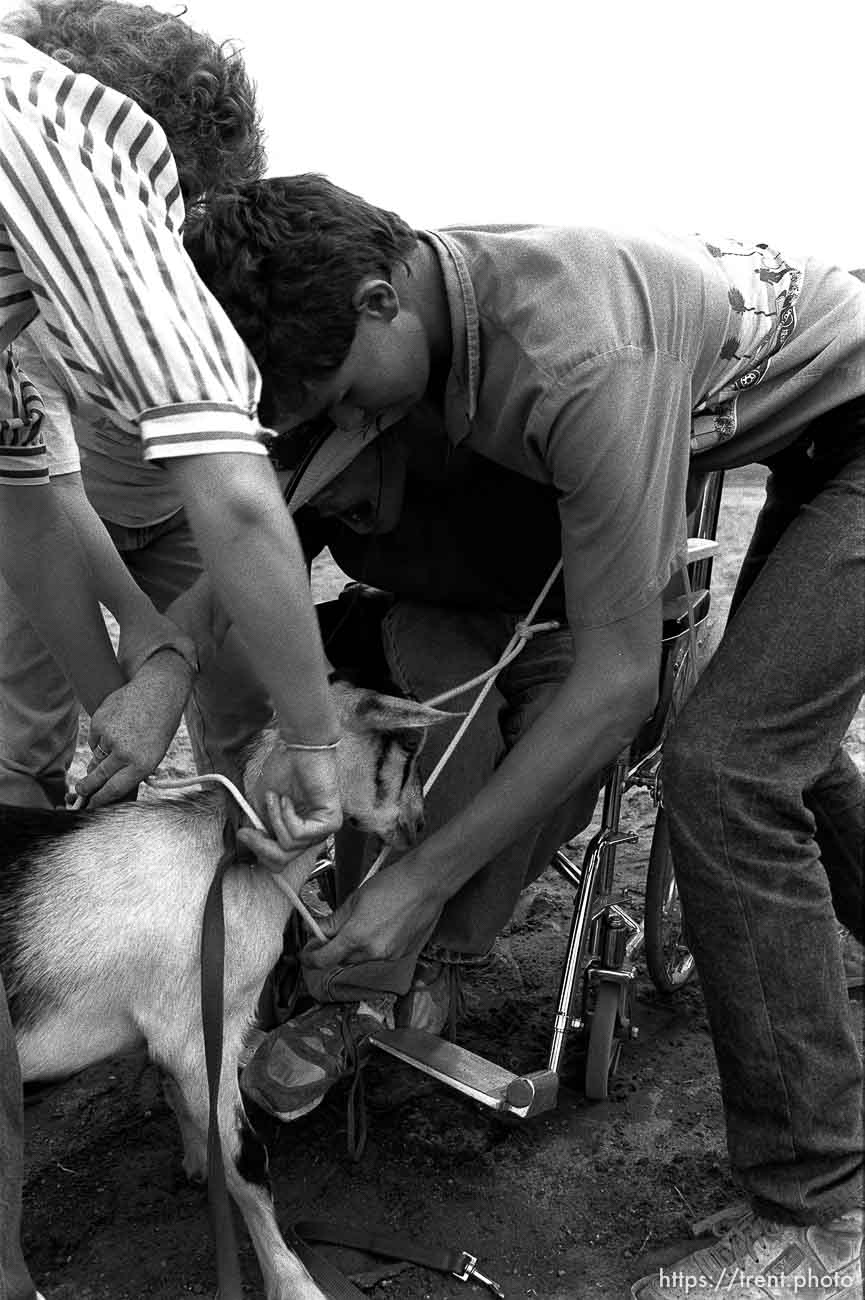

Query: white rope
left=422, top=620, right=562, bottom=707
left=359, top=559, right=565, bottom=886
left=74, top=561, right=565, bottom=929
left=144, top=774, right=327, bottom=943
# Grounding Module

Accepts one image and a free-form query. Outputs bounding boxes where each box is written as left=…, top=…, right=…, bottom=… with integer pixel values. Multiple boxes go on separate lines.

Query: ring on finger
left=93, top=743, right=109, bottom=761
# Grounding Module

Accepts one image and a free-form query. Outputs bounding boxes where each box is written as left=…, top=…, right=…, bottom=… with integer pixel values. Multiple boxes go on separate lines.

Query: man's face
left=284, top=283, right=430, bottom=436
left=308, top=433, right=409, bottom=534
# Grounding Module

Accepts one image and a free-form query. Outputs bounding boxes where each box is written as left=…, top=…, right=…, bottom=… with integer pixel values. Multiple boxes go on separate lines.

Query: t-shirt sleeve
left=533, top=348, right=692, bottom=628
left=0, top=53, right=265, bottom=463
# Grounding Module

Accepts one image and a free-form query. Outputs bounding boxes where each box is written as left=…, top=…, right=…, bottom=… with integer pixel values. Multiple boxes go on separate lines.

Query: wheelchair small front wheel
left=584, top=981, right=621, bottom=1100
left=644, top=806, right=696, bottom=993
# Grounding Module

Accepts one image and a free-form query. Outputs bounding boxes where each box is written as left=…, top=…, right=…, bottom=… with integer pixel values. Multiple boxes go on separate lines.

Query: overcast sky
left=5, top=1, right=865, bottom=269
left=175, top=0, right=865, bottom=271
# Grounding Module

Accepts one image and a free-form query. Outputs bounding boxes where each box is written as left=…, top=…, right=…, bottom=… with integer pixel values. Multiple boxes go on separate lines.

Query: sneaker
left=631, top=1206, right=863, bottom=1298
left=394, top=959, right=460, bottom=1035
left=240, top=997, right=393, bottom=1122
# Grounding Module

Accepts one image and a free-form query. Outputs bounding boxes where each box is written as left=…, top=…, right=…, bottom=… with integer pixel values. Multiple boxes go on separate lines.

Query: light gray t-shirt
left=426, top=225, right=865, bottom=628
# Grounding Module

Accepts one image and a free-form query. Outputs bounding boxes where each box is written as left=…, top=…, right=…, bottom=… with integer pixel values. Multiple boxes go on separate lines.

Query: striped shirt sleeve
left=0, top=34, right=266, bottom=472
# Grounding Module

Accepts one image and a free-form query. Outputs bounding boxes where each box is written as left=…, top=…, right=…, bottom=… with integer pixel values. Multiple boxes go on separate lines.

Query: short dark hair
left=183, top=174, right=419, bottom=426
left=4, top=0, right=265, bottom=200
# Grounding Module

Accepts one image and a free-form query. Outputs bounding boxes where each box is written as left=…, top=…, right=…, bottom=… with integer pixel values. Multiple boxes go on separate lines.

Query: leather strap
left=200, top=807, right=245, bottom=1300
left=294, top=1219, right=472, bottom=1276
left=282, top=1225, right=368, bottom=1300
left=200, top=811, right=447, bottom=1300
left=199, top=809, right=362, bottom=1300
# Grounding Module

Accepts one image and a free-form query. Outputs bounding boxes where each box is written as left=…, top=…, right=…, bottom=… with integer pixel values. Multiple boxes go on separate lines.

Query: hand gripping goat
left=1, top=679, right=450, bottom=1300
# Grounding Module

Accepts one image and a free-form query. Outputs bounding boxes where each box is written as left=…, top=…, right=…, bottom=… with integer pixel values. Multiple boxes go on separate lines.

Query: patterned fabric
left=0, top=343, right=45, bottom=481
left=0, top=33, right=265, bottom=487
left=691, top=239, right=801, bottom=452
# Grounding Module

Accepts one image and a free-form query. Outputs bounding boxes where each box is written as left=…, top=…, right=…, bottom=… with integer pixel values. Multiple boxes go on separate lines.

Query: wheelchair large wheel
left=644, top=806, right=696, bottom=993
left=584, top=981, right=621, bottom=1100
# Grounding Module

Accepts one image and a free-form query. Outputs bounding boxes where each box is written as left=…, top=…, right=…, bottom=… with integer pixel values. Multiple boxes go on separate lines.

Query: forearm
left=412, top=686, right=643, bottom=900
left=170, top=453, right=339, bottom=743
left=0, top=484, right=123, bottom=713
left=164, top=574, right=229, bottom=660
left=403, top=604, right=662, bottom=902
left=51, top=473, right=154, bottom=626
left=303, top=615, right=661, bottom=973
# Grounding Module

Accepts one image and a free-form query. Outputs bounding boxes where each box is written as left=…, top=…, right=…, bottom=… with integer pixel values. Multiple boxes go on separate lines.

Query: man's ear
left=352, top=276, right=399, bottom=322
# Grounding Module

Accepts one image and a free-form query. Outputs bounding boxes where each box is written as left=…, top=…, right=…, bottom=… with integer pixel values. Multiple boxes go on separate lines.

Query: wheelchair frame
left=371, top=470, right=726, bottom=1115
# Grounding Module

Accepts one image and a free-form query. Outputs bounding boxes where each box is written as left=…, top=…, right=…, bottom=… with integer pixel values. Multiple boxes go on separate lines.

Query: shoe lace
left=716, top=1209, right=776, bottom=1271
left=445, top=965, right=466, bottom=1042
left=340, top=1010, right=369, bottom=1162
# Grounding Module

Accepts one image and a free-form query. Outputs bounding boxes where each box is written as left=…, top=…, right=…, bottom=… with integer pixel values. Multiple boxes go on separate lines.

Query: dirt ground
left=23, top=469, right=864, bottom=1300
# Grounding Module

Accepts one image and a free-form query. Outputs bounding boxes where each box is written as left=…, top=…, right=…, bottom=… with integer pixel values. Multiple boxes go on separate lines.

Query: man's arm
left=49, top=473, right=200, bottom=806
left=1, top=67, right=339, bottom=832
left=301, top=353, right=693, bottom=968
left=0, top=482, right=124, bottom=714
left=51, top=473, right=196, bottom=670
left=169, top=452, right=338, bottom=743
left=168, top=451, right=343, bottom=844
left=303, top=597, right=662, bottom=969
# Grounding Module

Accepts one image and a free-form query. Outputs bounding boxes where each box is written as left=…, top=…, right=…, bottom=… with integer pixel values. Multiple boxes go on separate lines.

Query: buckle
left=453, top=1251, right=505, bottom=1297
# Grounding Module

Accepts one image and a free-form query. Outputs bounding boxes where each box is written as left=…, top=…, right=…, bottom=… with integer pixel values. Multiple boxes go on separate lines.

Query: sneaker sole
left=270, top=1095, right=325, bottom=1123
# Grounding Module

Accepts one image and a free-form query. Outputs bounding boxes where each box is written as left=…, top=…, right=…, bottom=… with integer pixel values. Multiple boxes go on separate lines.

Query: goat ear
left=350, top=691, right=460, bottom=732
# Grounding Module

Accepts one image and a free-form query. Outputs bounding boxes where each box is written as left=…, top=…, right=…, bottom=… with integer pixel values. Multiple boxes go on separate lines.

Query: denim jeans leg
left=663, top=444, right=865, bottom=1222
left=727, top=452, right=865, bottom=937
left=498, top=627, right=604, bottom=887
left=381, top=605, right=600, bottom=957
left=0, top=977, right=37, bottom=1300
left=381, top=603, right=514, bottom=955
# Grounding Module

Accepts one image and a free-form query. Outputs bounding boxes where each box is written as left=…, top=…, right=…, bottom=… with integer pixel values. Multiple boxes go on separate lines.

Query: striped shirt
left=0, top=33, right=266, bottom=487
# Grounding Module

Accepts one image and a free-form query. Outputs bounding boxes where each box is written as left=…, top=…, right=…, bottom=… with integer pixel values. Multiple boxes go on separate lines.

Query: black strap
left=281, top=1226, right=369, bottom=1300
left=200, top=807, right=245, bottom=1300
left=293, top=1219, right=471, bottom=1277
left=200, top=808, right=361, bottom=1300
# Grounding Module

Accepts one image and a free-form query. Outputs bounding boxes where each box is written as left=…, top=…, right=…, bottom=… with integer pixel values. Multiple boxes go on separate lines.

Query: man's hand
left=302, top=854, right=443, bottom=972
left=243, top=744, right=342, bottom=861
left=76, top=648, right=194, bottom=807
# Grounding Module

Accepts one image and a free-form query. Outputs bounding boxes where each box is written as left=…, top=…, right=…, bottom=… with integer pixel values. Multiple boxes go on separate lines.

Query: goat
left=1, top=678, right=450, bottom=1300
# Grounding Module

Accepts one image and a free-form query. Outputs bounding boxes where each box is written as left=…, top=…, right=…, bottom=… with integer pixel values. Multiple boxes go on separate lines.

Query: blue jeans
left=334, top=602, right=602, bottom=960
left=0, top=977, right=36, bottom=1300
left=664, top=414, right=865, bottom=1223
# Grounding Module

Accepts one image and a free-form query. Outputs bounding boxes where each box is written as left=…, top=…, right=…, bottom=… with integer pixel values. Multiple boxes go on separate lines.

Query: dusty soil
left=23, top=469, right=864, bottom=1300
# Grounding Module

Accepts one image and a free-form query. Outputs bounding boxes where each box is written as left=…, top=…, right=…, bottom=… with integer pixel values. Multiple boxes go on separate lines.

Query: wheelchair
left=370, top=470, right=726, bottom=1114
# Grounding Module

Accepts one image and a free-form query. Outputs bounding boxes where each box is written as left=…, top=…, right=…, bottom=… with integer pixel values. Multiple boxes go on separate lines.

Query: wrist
left=121, top=629, right=199, bottom=679
left=135, top=640, right=199, bottom=678
left=277, top=712, right=342, bottom=751
left=401, top=839, right=464, bottom=907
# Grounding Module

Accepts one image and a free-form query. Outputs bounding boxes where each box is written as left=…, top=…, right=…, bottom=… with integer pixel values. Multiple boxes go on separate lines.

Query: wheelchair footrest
left=370, top=1027, right=559, bottom=1117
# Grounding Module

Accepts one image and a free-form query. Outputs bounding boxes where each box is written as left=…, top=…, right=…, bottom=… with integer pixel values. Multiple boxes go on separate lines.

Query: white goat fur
left=5, top=679, right=448, bottom=1300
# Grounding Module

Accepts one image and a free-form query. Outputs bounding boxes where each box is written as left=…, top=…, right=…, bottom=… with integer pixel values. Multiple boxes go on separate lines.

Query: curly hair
left=184, top=174, right=419, bottom=426
left=3, top=0, right=265, bottom=200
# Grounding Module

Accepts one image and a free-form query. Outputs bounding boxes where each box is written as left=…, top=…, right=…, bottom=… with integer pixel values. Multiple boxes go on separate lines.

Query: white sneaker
left=632, top=1205, right=863, bottom=1298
